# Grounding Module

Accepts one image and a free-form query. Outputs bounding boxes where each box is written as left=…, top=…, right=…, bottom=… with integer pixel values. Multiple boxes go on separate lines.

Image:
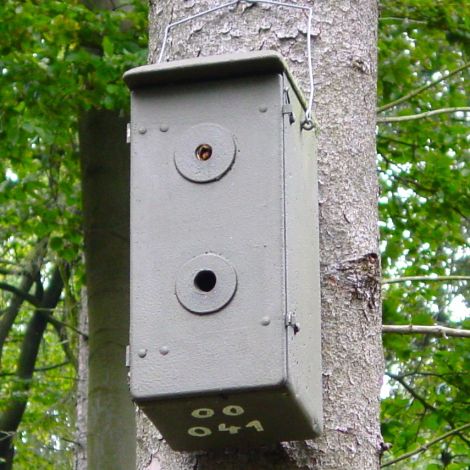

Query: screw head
left=137, top=348, right=147, bottom=358
left=259, top=105, right=268, bottom=113
left=159, top=124, right=169, bottom=132
left=261, top=316, right=271, bottom=326
left=138, top=127, right=147, bottom=135
left=159, top=346, right=169, bottom=356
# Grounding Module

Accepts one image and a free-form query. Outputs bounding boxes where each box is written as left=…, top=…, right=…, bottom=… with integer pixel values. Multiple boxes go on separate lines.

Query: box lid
left=123, top=51, right=307, bottom=111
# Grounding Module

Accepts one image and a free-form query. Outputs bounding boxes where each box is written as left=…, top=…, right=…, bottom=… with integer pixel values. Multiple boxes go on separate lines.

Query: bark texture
left=79, top=109, right=136, bottom=470
left=74, top=290, right=89, bottom=470
left=139, top=1, right=383, bottom=468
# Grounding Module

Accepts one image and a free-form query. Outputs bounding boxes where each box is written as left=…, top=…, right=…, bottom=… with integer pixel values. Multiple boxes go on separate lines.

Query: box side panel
left=130, top=76, right=287, bottom=399
left=283, top=76, right=323, bottom=434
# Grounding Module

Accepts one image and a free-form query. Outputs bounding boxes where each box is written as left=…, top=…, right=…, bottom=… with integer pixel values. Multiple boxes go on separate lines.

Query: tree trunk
left=74, top=290, right=89, bottom=470
left=137, top=0, right=383, bottom=468
left=79, top=109, right=136, bottom=470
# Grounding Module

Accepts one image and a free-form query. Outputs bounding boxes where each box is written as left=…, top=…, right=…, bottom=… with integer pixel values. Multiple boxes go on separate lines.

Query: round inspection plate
left=174, top=123, right=236, bottom=183
left=175, top=254, right=237, bottom=314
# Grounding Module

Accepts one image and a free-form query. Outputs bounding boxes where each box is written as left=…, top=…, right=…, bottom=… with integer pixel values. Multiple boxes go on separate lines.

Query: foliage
left=378, top=0, right=469, bottom=467
left=0, top=0, right=147, bottom=468
left=0, top=0, right=468, bottom=468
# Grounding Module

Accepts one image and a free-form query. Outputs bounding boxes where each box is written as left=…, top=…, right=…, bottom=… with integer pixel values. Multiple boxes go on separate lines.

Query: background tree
left=0, top=1, right=146, bottom=468
left=378, top=1, right=469, bottom=468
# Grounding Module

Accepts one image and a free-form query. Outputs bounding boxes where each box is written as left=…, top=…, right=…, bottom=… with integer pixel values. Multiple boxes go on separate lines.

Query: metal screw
left=159, top=346, right=169, bottom=356
left=259, top=105, right=268, bottom=113
left=159, top=124, right=169, bottom=132
left=138, top=127, right=147, bottom=135
left=261, top=316, right=271, bottom=326
left=138, top=348, right=147, bottom=358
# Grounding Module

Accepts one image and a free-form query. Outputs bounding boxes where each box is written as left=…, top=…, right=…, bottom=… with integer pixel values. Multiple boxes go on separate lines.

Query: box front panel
left=130, top=75, right=287, bottom=399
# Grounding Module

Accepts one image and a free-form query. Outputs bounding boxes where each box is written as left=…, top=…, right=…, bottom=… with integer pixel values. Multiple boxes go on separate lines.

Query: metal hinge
left=126, top=123, right=131, bottom=144
left=125, top=345, right=130, bottom=367
left=282, top=88, right=296, bottom=125
left=285, top=312, right=300, bottom=334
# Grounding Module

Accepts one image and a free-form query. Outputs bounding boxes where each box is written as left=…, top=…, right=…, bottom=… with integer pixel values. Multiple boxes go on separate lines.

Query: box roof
left=123, top=51, right=306, bottom=110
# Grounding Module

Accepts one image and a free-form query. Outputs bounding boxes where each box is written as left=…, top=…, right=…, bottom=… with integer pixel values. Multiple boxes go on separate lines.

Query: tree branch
left=383, top=275, right=470, bottom=285
left=381, top=423, right=470, bottom=468
left=0, top=361, right=70, bottom=377
left=387, top=374, right=470, bottom=447
left=378, top=62, right=470, bottom=112
left=377, top=107, right=470, bottom=123
left=387, top=373, right=437, bottom=412
left=48, top=319, right=79, bottom=371
left=0, top=282, right=40, bottom=307
left=0, top=240, right=47, bottom=364
left=0, top=267, right=63, bottom=461
left=378, top=16, right=427, bottom=25
left=38, top=308, right=88, bottom=340
left=383, top=325, right=470, bottom=338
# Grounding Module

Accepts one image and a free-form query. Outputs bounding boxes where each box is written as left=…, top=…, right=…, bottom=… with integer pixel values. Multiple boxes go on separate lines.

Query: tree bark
left=79, top=109, right=136, bottom=470
left=74, top=290, right=89, bottom=470
left=138, top=0, right=383, bottom=468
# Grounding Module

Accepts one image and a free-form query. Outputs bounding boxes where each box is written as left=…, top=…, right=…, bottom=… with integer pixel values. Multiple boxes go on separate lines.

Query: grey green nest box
left=124, top=51, right=322, bottom=451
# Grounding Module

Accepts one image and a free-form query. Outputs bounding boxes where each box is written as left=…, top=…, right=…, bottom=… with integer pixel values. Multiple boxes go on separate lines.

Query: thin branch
left=378, top=62, right=470, bottom=112
left=377, top=107, right=470, bottom=123
left=0, top=267, right=28, bottom=276
left=0, top=431, right=16, bottom=442
left=0, top=259, right=22, bottom=266
left=393, top=371, right=463, bottom=379
left=48, top=319, right=79, bottom=371
left=378, top=135, right=416, bottom=147
left=384, top=172, right=469, bottom=222
left=0, top=282, right=40, bottom=307
left=381, top=423, right=470, bottom=468
left=38, top=309, right=88, bottom=339
left=0, top=361, right=70, bottom=377
left=387, top=373, right=437, bottom=413
left=60, top=436, right=83, bottom=447
left=379, top=16, right=427, bottom=24
left=388, top=375, right=470, bottom=448
left=383, top=325, right=470, bottom=338
left=34, top=360, right=70, bottom=372
left=383, top=275, right=470, bottom=285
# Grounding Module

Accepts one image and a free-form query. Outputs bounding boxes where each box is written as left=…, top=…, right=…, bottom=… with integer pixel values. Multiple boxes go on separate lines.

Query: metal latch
left=283, top=88, right=296, bottom=125
left=285, top=312, right=300, bottom=334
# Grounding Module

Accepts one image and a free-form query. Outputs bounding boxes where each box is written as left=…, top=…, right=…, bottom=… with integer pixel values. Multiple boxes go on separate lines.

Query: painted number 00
left=222, top=405, right=244, bottom=416
left=191, top=405, right=244, bottom=419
